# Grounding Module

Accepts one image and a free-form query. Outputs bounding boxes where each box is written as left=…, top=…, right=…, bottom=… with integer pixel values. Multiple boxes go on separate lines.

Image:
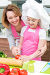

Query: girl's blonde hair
left=2, top=4, right=22, bottom=29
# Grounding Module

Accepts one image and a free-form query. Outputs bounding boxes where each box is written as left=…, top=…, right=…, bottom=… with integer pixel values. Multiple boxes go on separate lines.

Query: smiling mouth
left=12, top=21, right=17, bottom=24
left=30, top=24, right=34, bottom=26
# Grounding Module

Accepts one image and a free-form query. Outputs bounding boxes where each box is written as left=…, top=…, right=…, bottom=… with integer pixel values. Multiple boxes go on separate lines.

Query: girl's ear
left=38, top=19, right=40, bottom=22
left=38, top=19, right=40, bottom=25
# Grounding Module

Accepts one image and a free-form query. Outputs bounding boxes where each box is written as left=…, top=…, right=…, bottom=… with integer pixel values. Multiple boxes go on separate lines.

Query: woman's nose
left=12, top=17, right=16, bottom=21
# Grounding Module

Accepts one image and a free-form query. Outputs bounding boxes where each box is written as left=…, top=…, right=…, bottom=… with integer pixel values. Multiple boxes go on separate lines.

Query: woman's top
left=5, top=20, right=25, bottom=49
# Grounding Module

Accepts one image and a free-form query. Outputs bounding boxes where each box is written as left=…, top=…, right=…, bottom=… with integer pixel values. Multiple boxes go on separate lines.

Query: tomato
left=12, top=68, right=20, bottom=75
left=9, top=68, right=20, bottom=75
left=9, top=71, right=19, bottom=75
left=15, top=55, right=21, bottom=59
left=20, top=69, right=28, bottom=75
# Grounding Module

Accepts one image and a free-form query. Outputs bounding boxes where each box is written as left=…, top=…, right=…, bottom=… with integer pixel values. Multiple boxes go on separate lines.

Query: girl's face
left=6, top=11, right=20, bottom=27
left=27, top=16, right=40, bottom=29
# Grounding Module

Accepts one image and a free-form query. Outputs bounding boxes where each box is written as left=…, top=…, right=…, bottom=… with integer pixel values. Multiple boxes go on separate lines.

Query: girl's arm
left=37, top=39, right=47, bottom=57
left=30, top=29, right=47, bottom=59
left=30, top=39, right=47, bottom=59
left=19, top=39, right=47, bottom=61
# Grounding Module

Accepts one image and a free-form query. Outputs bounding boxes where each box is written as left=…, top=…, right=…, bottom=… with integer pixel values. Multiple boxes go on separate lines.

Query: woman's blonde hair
left=2, top=4, right=22, bottom=29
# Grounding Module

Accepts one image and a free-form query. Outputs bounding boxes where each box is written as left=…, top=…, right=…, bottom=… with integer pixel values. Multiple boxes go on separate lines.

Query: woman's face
left=27, top=16, right=40, bottom=29
left=6, top=11, right=20, bottom=27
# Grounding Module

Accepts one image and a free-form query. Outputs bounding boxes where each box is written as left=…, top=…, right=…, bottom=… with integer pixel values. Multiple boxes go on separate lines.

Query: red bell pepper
left=0, top=63, right=10, bottom=75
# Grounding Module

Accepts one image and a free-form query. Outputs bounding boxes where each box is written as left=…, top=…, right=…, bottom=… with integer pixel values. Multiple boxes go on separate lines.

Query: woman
left=2, top=4, right=25, bottom=51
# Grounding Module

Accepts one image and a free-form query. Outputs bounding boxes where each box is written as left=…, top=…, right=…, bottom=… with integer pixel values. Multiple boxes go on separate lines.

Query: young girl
left=12, top=8, right=47, bottom=61
left=12, top=0, right=50, bottom=61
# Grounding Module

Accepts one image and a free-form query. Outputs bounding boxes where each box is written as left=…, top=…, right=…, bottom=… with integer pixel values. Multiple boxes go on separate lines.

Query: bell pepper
left=0, top=63, right=10, bottom=75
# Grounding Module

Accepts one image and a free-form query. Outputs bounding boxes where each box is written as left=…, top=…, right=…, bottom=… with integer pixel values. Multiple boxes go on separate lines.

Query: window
left=0, top=8, right=4, bottom=31
left=12, top=1, right=25, bottom=11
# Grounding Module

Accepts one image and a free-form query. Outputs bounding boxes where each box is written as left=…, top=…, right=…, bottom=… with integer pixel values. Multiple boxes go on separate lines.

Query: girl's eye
left=32, top=21, right=35, bottom=22
left=28, top=20, right=30, bottom=21
left=27, top=19, right=30, bottom=21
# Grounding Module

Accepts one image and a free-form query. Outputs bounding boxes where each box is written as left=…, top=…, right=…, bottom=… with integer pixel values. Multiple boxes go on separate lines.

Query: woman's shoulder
left=5, top=27, right=12, bottom=35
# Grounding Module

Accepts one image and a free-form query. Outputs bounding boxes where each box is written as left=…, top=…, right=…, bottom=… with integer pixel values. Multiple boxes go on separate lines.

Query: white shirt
left=20, top=26, right=46, bottom=40
left=5, top=28, right=20, bottom=49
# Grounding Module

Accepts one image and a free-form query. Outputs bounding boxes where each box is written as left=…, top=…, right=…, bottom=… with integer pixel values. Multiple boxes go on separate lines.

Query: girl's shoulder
left=40, top=28, right=46, bottom=33
left=20, top=26, right=27, bottom=36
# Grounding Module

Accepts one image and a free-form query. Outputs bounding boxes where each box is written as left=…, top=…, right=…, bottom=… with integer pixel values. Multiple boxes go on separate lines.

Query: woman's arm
left=18, top=36, right=24, bottom=49
left=11, top=36, right=24, bottom=56
left=6, top=28, right=16, bottom=50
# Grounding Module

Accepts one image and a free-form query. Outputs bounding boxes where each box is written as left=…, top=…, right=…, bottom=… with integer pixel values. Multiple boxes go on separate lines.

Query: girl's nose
left=29, top=21, right=33, bottom=24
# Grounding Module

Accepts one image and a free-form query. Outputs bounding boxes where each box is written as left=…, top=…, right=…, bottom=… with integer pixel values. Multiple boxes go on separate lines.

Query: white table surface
left=28, top=72, right=49, bottom=75
left=28, top=61, right=49, bottom=75
left=10, top=60, right=49, bottom=75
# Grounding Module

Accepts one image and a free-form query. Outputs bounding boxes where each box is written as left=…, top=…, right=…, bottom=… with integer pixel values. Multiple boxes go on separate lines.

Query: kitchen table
left=10, top=60, right=50, bottom=75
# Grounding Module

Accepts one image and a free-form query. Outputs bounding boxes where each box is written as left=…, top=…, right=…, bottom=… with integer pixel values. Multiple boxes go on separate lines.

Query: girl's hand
left=37, top=45, right=47, bottom=57
left=19, top=55, right=32, bottom=61
left=11, top=46, right=21, bottom=56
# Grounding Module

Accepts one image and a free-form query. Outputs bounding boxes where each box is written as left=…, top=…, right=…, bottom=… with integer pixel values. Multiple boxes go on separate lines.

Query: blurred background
left=0, top=0, right=50, bottom=31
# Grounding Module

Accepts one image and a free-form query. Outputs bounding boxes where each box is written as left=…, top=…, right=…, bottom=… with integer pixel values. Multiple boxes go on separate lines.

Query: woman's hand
left=11, top=46, right=21, bottom=56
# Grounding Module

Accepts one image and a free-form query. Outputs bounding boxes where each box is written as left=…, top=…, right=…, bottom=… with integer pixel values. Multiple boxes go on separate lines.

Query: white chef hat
left=26, top=8, right=40, bottom=19
left=22, top=0, right=50, bottom=29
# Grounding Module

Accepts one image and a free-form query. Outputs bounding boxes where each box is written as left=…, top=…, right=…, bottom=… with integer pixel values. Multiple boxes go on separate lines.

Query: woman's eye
left=15, top=16, right=17, bottom=17
left=9, top=17, right=13, bottom=19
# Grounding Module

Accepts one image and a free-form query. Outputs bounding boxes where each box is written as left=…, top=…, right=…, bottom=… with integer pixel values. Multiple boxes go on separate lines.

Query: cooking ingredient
left=0, top=68, right=5, bottom=73
left=9, top=70, right=19, bottom=75
left=0, top=58, right=23, bottom=67
left=0, top=51, right=7, bottom=58
left=28, top=61, right=35, bottom=72
left=12, top=68, right=20, bottom=75
left=22, top=61, right=29, bottom=70
left=0, top=63, right=10, bottom=75
left=20, top=69, right=28, bottom=75
left=9, top=68, right=20, bottom=75
left=15, top=55, right=21, bottom=59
